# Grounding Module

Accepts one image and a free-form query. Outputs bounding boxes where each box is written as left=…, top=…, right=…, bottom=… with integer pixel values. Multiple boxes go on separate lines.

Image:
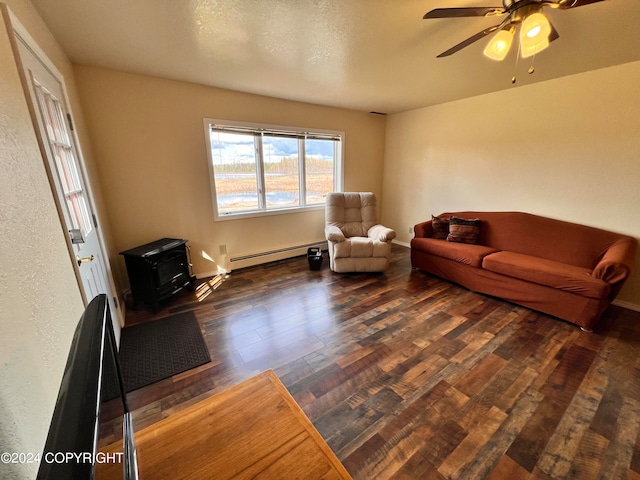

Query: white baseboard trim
left=612, top=299, right=640, bottom=312
left=392, top=239, right=410, bottom=248
left=227, top=241, right=327, bottom=271
left=195, top=269, right=227, bottom=280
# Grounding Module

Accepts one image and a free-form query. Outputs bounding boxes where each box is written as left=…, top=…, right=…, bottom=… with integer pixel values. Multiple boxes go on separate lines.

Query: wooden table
left=97, top=370, right=352, bottom=479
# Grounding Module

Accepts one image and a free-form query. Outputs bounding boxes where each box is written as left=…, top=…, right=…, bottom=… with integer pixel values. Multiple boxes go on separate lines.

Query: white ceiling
left=31, top=0, right=640, bottom=114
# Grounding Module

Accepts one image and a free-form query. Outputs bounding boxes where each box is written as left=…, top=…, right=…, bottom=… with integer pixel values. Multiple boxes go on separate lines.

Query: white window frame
left=203, top=118, right=344, bottom=221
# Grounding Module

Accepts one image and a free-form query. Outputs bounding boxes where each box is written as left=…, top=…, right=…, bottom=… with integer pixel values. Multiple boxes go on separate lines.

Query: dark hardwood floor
left=116, top=244, right=640, bottom=479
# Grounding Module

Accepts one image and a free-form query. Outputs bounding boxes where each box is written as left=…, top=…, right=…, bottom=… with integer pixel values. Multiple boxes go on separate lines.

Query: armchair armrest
left=592, top=236, right=638, bottom=284
left=414, top=221, right=433, bottom=238
left=368, top=224, right=396, bottom=242
left=325, top=225, right=346, bottom=243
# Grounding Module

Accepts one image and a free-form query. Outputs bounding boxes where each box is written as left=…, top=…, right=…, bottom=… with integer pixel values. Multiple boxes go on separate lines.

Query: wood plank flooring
left=98, top=370, right=352, bottom=479
left=114, top=244, right=640, bottom=479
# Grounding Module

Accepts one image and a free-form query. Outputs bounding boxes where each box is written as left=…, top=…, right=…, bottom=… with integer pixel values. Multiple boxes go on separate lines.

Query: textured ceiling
left=31, top=0, right=640, bottom=114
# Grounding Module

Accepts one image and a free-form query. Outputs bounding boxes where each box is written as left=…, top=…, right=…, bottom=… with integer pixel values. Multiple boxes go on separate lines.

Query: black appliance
left=120, top=238, right=194, bottom=312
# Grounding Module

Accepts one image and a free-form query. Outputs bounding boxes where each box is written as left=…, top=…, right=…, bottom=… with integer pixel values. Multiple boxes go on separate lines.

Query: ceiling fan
left=423, top=0, right=605, bottom=61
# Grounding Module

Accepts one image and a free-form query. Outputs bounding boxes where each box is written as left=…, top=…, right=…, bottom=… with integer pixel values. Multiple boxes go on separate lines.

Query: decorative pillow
left=431, top=214, right=450, bottom=240
left=447, top=216, right=481, bottom=244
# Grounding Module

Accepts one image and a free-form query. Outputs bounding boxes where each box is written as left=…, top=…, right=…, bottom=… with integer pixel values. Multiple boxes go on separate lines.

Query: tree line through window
left=205, top=121, right=343, bottom=219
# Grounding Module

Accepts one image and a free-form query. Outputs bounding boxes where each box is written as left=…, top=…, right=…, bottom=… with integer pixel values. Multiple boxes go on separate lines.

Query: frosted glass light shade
left=520, top=12, right=552, bottom=58
left=521, top=36, right=550, bottom=58
left=483, top=28, right=515, bottom=61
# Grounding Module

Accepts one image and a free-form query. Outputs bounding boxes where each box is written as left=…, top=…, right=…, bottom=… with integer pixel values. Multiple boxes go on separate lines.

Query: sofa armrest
left=325, top=225, right=346, bottom=243
left=592, top=237, right=638, bottom=284
left=414, top=221, right=433, bottom=238
left=368, top=224, right=396, bottom=242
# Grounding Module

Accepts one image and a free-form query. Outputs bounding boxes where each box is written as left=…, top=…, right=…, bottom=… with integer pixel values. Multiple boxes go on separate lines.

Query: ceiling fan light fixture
left=483, top=27, right=515, bottom=61
left=520, top=11, right=552, bottom=58
left=521, top=36, right=550, bottom=58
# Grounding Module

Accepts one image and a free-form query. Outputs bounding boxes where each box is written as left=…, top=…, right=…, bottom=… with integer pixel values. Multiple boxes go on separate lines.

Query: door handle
left=76, top=254, right=94, bottom=267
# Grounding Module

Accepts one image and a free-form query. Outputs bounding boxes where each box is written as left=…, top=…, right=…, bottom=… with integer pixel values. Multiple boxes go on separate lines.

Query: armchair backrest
left=325, top=192, right=378, bottom=237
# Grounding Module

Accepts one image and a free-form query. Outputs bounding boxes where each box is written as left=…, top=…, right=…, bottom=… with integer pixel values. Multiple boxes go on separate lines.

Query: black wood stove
left=120, top=238, right=194, bottom=312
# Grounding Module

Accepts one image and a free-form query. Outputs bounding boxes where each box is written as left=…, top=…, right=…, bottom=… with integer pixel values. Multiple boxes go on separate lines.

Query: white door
left=13, top=31, right=122, bottom=336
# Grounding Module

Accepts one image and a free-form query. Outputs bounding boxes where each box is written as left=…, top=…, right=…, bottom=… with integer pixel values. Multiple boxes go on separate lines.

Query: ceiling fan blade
left=423, top=7, right=505, bottom=19
left=554, top=0, right=605, bottom=9
left=549, top=21, right=560, bottom=43
left=436, top=24, right=502, bottom=58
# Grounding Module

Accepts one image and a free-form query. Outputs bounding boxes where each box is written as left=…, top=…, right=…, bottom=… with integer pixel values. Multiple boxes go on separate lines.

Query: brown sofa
left=411, top=211, right=637, bottom=331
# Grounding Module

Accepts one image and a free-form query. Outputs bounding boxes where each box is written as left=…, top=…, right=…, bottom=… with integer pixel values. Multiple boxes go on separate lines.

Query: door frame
left=4, top=6, right=124, bottom=330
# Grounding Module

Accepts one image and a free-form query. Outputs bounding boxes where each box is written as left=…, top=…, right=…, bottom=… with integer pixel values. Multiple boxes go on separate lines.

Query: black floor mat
left=118, top=311, right=211, bottom=392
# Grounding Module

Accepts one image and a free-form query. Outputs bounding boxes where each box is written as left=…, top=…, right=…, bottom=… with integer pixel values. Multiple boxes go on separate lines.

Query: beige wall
left=0, top=1, right=89, bottom=478
left=73, top=66, right=386, bottom=290
left=382, top=60, right=640, bottom=308
left=3, top=6, right=638, bottom=476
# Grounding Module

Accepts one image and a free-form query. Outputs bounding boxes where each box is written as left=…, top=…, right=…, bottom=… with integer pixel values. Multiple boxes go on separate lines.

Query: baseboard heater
left=229, top=241, right=327, bottom=271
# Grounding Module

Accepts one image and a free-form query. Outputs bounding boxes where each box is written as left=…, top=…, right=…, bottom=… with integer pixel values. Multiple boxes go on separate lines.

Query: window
left=204, top=119, right=343, bottom=220
left=34, top=79, right=93, bottom=237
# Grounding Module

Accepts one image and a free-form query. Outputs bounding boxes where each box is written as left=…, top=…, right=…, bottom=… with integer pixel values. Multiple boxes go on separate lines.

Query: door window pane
left=34, top=81, right=92, bottom=235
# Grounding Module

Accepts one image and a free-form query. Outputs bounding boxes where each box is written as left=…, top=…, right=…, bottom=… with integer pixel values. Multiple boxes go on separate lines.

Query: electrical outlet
left=408, top=226, right=413, bottom=234
left=219, top=244, right=227, bottom=255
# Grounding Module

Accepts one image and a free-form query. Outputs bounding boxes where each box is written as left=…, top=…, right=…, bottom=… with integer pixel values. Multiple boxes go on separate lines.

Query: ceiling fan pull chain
left=528, top=50, right=537, bottom=75
left=511, top=43, right=521, bottom=84
left=527, top=43, right=538, bottom=75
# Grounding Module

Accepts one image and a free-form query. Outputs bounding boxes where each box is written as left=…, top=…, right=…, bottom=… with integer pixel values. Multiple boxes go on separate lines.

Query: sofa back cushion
left=440, top=211, right=629, bottom=270
left=326, top=192, right=378, bottom=238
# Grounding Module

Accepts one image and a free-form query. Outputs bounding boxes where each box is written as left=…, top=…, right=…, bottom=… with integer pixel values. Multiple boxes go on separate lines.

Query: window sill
left=214, top=204, right=325, bottom=222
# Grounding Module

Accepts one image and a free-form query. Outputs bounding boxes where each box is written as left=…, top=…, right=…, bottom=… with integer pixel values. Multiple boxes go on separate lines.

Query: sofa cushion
left=482, top=251, right=611, bottom=299
left=437, top=211, right=637, bottom=271
left=431, top=214, right=450, bottom=240
left=411, top=238, right=498, bottom=268
left=447, top=216, right=481, bottom=244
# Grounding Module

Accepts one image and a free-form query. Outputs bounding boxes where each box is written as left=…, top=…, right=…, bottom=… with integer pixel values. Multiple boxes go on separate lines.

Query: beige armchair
left=325, top=192, right=396, bottom=272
